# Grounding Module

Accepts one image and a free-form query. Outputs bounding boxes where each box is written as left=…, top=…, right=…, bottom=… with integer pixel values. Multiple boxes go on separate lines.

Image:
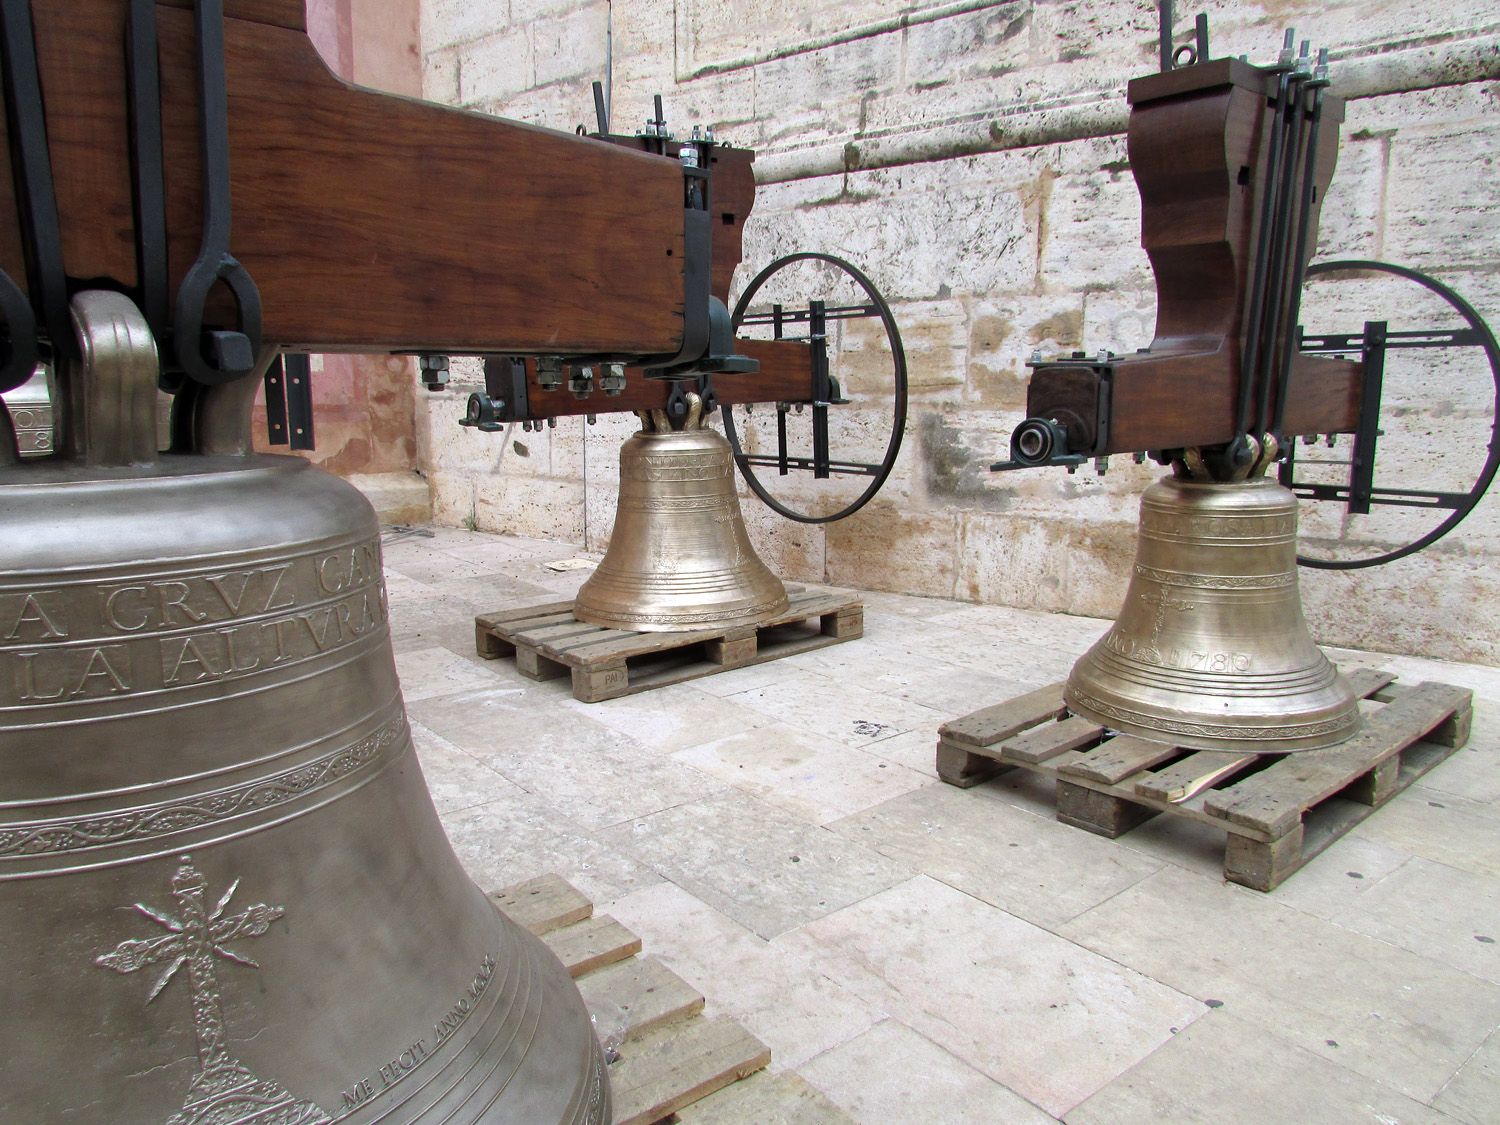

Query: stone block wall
left=416, top=1, right=1500, bottom=664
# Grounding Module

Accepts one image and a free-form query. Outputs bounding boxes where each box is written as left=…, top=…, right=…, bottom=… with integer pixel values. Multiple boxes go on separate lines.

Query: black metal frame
left=1290, top=259, right=1500, bottom=569
left=720, top=252, right=907, bottom=524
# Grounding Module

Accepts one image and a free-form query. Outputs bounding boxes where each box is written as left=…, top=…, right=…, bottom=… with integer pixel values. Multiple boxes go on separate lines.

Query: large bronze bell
left=575, top=394, right=789, bottom=631
left=0, top=293, right=608, bottom=1123
left=1065, top=471, right=1360, bottom=753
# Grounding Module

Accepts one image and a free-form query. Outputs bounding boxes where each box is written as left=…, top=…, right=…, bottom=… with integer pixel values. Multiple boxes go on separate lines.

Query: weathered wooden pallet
left=935, top=669, right=1474, bottom=891
left=475, top=585, right=863, bottom=702
left=490, top=874, right=771, bottom=1124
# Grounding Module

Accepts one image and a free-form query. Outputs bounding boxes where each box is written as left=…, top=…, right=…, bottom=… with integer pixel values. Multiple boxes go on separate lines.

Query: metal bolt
left=538, top=356, right=564, bottom=390
left=1094, top=456, right=1110, bottom=475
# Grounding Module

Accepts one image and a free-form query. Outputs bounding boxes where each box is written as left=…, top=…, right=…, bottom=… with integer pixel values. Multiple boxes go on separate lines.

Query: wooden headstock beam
left=3, top=2, right=755, bottom=358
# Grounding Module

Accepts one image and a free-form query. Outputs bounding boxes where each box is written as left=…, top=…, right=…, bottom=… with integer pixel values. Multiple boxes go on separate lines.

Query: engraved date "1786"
left=1105, top=632, right=1253, bottom=672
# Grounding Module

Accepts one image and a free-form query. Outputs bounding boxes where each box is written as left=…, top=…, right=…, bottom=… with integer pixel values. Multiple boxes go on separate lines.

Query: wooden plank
left=488, top=874, right=592, bottom=937
left=520, top=621, right=609, bottom=646
left=576, top=955, right=704, bottom=1045
left=496, top=611, right=580, bottom=634
left=1344, top=666, right=1398, bottom=699
left=938, top=683, right=1067, bottom=751
left=610, top=1016, right=771, bottom=1125
left=1001, top=715, right=1105, bottom=765
left=675, top=1070, right=853, bottom=1124
left=936, top=738, right=1010, bottom=787
left=1057, top=734, right=1183, bottom=785
left=1204, top=683, right=1473, bottom=837
left=1133, top=750, right=1259, bottom=804
left=1056, top=781, right=1158, bottom=838
left=1224, top=822, right=1306, bottom=892
left=541, top=915, right=642, bottom=979
left=477, top=601, right=574, bottom=629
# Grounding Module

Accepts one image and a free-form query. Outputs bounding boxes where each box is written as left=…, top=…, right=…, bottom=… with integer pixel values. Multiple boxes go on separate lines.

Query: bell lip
left=1062, top=683, right=1363, bottom=754
left=573, top=590, right=791, bottom=633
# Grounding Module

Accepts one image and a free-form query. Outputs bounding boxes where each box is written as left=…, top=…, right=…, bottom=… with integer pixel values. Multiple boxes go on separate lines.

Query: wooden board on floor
left=935, top=669, right=1473, bottom=891
left=476, top=584, right=863, bottom=702
left=490, top=874, right=772, bottom=1123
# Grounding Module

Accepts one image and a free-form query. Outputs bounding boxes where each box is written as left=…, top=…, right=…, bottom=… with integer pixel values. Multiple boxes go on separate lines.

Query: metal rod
left=1270, top=50, right=1331, bottom=439
left=809, top=299, right=830, bottom=479
left=1235, top=30, right=1297, bottom=441
left=591, top=81, right=608, bottom=134
left=1158, top=0, right=1175, bottom=72
left=1254, top=41, right=1312, bottom=435
left=1345, top=320, right=1386, bottom=515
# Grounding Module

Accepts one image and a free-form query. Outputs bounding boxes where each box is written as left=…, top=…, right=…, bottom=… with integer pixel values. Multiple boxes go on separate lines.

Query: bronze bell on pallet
left=1065, top=465, right=1360, bottom=753
left=575, top=392, right=789, bottom=631
left=0, top=293, right=608, bottom=1123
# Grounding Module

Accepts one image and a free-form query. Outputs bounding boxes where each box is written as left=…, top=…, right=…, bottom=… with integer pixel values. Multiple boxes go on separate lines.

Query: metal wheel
left=1291, top=259, right=1500, bottom=569
left=720, top=252, right=907, bottom=524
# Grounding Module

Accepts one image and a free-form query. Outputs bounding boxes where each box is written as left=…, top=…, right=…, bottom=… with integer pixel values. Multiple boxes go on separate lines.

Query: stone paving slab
left=778, top=876, right=1207, bottom=1117
left=390, top=528, right=1500, bottom=1122
left=1066, top=1008, right=1456, bottom=1125
left=1057, top=864, right=1500, bottom=1103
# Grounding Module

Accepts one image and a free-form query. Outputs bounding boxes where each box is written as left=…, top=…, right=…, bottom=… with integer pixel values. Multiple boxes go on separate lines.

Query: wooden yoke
left=1020, top=57, right=1361, bottom=460
left=1, top=0, right=738, bottom=359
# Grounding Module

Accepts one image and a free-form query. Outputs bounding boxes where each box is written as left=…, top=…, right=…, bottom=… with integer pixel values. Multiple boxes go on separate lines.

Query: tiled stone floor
left=382, top=525, right=1500, bottom=1123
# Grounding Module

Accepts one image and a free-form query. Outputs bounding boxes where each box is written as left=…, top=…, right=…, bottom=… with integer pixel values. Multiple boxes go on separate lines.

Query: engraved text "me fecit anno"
left=338, top=953, right=497, bottom=1113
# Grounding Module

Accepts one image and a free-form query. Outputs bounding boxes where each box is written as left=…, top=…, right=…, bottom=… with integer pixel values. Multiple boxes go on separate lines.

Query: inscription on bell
left=0, top=540, right=387, bottom=707
left=2, top=591, right=70, bottom=641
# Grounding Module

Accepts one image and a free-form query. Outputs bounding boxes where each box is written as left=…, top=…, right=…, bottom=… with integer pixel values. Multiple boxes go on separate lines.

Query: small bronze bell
left=575, top=393, right=789, bottom=632
left=0, top=292, right=608, bottom=1123
left=1065, top=471, right=1360, bottom=753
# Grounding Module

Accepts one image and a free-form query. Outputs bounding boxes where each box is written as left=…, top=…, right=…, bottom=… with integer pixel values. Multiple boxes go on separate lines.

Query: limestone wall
left=416, top=1, right=1500, bottom=664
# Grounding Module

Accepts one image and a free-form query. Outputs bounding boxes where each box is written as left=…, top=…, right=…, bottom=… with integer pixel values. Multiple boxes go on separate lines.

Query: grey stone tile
left=409, top=718, right=522, bottom=814
left=394, top=644, right=501, bottom=702
left=1299, top=858, right=1500, bottom=984
left=1353, top=786, right=1500, bottom=877
left=694, top=659, right=802, bottom=697
left=414, top=682, right=723, bottom=827
left=562, top=681, right=775, bottom=757
left=472, top=711, right=726, bottom=831
left=727, top=672, right=951, bottom=749
left=829, top=782, right=1161, bottom=929
left=675, top=1070, right=853, bottom=1123
left=1067, top=1009, right=1455, bottom=1125
left=605, top=881, right=883, bottom=1072
left=859, top=728, right=946, bottom=780
left=1435, top=1026, right=1500, bottom=1125
left=1268, top=834, right=1414, bottom=917
left=440, top=788, right=661, bottom=905
left=674, top=723, right=932, bottom=826
left=798, top=1020, right=1054, bottom=1124
left=599, top=790, right=913, bottom=938
left=778, top=876, right=1204, bottom=1118
left=382, top=547, right=519, bottom=587
left=1057, top=864, right=1500, bottom=1102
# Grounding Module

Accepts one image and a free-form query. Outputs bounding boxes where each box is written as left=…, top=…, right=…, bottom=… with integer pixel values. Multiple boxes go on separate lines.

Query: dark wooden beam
left=7, top=2, right=735, bottom=357
left=503, top=337, right=816, bottom=422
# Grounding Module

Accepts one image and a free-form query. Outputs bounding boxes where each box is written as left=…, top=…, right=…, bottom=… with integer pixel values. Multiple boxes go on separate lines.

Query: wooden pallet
left=475, top=585, right=863, bottom=702
left=935, top=669, right=1474, bottom=891
left=490, top=874, right=771, bottom=1124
